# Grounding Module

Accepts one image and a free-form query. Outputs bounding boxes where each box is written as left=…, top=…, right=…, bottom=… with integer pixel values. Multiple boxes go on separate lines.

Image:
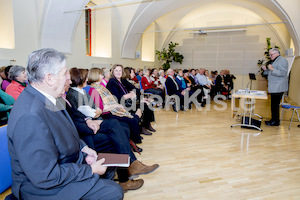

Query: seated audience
left=1, top=65, right=12, bottom=91
left=63, top=71, right=158, bottom=192
left=86, top=68, right=145, bottom=143
left=141, top=69, right=164, bottom=104
left=224, top=70, right=236, bottom=94
left=6, top=65, right=28, bottom=100
left=136, top=69, right=143, bottom=82
left=159, top=69, right=166, bottom=87
left=7, top=48, right=123, bottom=200
left=215, top=70, right=229, bottom=95
left=124, top=67, right=140, bottom=89
left=165, top=68, right=185, bottom=111
left=107, top=64, right=156, bottom=134
left=150, top=68, right=164, bottom=90
left=101, top=68, right=110, bottom=87
left=0, top=89, right=14, bottom=125
left=187, top=69, right=205, bottom=106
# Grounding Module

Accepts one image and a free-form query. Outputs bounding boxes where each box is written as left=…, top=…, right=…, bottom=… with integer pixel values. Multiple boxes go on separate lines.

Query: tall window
left=85, top=9, right=92, bottom=56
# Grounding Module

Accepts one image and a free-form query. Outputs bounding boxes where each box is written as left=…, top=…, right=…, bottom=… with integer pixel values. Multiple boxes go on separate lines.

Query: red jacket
left=5, top=80, right=26, bottom=100
left=141, top=76, right=153, bottom=90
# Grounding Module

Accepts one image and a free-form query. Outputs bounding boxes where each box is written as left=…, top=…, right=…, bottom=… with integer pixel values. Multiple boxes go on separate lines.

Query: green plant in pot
left=156, top=41, right=184, bottom=71
left=257, top=37, right=280, bottom=78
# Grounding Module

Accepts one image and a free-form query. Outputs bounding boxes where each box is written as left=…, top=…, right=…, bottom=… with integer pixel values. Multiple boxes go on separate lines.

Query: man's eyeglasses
left=269, top=52, right=277, bottom=56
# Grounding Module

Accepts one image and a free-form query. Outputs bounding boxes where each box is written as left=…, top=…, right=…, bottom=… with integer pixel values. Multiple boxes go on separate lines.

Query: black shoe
left=141, top=127, right=152, bottom=135
left=172, top=104, right=178, bottom=112
left=147, top=125, right=156, bottom=132
left=132, top=146, right=143, bottom=153
left=180, top=105, right=186, bottom=111
left=265, top=120, right=279, bottom=126
left=298, top=125, right=300, bottom=128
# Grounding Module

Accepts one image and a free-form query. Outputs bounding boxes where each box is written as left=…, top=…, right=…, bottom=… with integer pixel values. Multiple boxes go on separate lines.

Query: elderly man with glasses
left=262, top=48, right=289, bottom=126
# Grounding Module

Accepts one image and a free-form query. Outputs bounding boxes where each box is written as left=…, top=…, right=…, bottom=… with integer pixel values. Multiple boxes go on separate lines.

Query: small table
left=231, top=90, right=268, bottom=131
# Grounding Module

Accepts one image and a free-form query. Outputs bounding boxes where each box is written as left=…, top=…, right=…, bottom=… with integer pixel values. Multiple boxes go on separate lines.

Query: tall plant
left=156, top=41, right=184, bottom=71
left=257, top=38, right=280, bottom=77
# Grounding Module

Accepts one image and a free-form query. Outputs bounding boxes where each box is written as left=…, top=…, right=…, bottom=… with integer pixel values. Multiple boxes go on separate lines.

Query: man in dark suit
left=262, top=48, right=289, bottom=126
left=165, top=68, right=185, bottom=111
left=7, top=48, right=123, bottom=200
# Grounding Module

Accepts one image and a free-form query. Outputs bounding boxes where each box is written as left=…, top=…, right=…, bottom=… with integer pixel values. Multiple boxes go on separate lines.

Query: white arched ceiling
left=121, top=0, right=299, bottom=58
left=38, top=0, right=299, bottom=57
left=39, top=0, right=90, bottom=52
left=162, top=2, right=289, bottom=50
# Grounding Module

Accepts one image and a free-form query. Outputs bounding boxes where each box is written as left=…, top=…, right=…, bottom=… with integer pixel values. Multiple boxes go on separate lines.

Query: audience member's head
left=138, top=69, right=143, bottom=76
left=167, top=68, right=174, bottom=76
left=4, top=65, right=13, bottom=81
left=124, top=67, right=131, bottom=79
left=183, top=69, right=189, bottom=77
left=88, top=67, right=103, bottom=84
left=178, top=70, right=183, bottom=77
left=158, top=69, right=165, bottom=77
left=103, top=68, right=111, bottom=80
left=0, top=66, right=6, bottom=79
left=199, top=68, right=205, bottom=75
left=111, top=64, right=125, bottom=80
left=204, top=70, right=209, bottom=77
left=27, top=48, right=68, bottom=98
left=70, top=68, right=88, bottom=88
left=151, top=68, right=158, bottom=77
left=27, top=48, right=66, bottom=84
left=9, top=65, right=27, bottom=83
left=190, top=69, right=196, bottom=76
left=144, top=69, right=150, bottom=77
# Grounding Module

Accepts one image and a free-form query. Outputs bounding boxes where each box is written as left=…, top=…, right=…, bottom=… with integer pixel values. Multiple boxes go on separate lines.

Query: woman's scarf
left=91, top=83, right=133, bottom=118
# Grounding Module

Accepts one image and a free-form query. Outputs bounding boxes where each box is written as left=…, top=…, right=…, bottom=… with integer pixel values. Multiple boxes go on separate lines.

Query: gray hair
left=26, top=48, right=66, bottom=83
left=158, top=70, right=164, bottom=76
left=269, top=48, right=280, bottom=55
left=8, top=65, right=25, bottom=81
left=167, top=68, right=173, bottom=75
left=103, top=68, right=111, bottom=77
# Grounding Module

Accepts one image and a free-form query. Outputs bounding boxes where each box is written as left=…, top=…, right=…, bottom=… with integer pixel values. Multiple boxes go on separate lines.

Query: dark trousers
left=141, top=103, right=155, bottom=128
left=270, top=92, right=284, bottom=123
left=83, top=119, right=137, bottom=183
left=102, top=113, right=142, bottom=144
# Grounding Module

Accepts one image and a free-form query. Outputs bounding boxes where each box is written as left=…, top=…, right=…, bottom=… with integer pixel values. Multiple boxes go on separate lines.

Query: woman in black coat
left=107, top=64, right=156, bottom=135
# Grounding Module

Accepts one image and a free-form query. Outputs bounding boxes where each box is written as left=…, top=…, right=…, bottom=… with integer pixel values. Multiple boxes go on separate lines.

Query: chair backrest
left=0, top=125, right=12, bottom=193
left=139, top=81, right=143, bottom=90
left=164, top=83, right=169, bottom=96
left=83, top=85, right=91, bottom=94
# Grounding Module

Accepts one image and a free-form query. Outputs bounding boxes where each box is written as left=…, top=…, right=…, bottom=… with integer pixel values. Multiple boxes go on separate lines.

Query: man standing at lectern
left=262, top=48, right=289, bottom=126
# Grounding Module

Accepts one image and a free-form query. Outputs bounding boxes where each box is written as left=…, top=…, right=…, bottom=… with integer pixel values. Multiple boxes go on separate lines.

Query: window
left=85, top=9, right=92, bottom=56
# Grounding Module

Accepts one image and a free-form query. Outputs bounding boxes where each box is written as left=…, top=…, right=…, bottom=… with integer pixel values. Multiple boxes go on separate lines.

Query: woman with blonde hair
left=87, top=67, right=145, bottom=143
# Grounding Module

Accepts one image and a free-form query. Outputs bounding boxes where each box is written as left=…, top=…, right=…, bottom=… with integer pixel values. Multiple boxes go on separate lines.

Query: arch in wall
left=121, top=0, right=299, bottom=59
left=39, top=0, right=299, bottom=58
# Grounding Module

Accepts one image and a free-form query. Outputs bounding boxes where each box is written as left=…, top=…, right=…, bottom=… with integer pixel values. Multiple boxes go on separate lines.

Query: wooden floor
left=124, top=98, right=300, bottom=200
left=1, top=98, right=300, bottom=200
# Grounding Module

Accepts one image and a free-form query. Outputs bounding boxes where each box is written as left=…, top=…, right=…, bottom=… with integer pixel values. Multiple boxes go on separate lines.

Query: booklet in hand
left=97, top=153, right=130, bottom=167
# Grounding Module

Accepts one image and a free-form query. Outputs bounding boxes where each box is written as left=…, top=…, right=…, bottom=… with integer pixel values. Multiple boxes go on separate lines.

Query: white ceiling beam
left=139, top=21, right=286, bottom=33
left=64, top=0, right=154, bottom=13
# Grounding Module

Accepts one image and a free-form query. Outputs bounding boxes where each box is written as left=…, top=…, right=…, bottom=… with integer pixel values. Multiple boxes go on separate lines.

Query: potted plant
left=156, top=41, right=184, bottom=71
left=257, top=37, right=280, bottom=78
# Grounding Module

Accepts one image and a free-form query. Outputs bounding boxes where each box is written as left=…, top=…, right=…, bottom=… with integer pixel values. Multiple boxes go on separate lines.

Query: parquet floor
left=1, top=98, right=300, bottom=200
left=125, top=98, right=300, bottom=200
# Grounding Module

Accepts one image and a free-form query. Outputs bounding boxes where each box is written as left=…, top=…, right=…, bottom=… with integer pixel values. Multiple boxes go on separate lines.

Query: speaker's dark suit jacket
left=7, top=85, right=119, bottom=200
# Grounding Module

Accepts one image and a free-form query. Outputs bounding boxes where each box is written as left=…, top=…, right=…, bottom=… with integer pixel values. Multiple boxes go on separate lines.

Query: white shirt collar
left=32, top=86, right=57, bottom=105
left=71, top=87, right=85, bottom=95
